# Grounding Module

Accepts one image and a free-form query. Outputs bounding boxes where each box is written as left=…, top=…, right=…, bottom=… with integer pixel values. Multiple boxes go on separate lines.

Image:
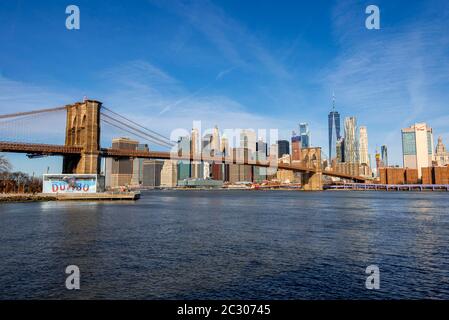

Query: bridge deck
left=0, top=141, right=83, bottom=155
left=0, top=141, right=366, bottom=182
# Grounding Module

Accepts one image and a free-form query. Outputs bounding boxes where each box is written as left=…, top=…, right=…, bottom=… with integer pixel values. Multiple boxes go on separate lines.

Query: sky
left=1, top=0, right=449, bottom=175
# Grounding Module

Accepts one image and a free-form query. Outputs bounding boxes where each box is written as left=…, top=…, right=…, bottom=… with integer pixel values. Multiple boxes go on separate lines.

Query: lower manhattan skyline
left=2, top=0, right=449, bottom=309
left=1, top=0, right=449, bottom=176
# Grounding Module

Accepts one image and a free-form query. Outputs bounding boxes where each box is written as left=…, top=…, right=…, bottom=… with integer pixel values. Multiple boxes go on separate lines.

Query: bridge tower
left=301, top=147, right=323, bottom=191
left=62, top=100, right=102, bottom=174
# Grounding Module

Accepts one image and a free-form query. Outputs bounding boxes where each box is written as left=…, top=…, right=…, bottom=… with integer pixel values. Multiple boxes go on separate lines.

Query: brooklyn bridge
left=0, top=100, right=367, bottom=190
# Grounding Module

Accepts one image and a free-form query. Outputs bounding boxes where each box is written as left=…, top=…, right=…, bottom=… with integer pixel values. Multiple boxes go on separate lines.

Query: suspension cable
left=102, top=106, right=172, bottom=143
left=101, top=113, right=174, bottom=147
left=0, top=106, right=68, bottom=120
left=101, top=117, right=174, bottom=148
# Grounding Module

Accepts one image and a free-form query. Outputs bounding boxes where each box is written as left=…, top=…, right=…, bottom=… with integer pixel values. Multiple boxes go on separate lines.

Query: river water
left=0, top=190, right=448, bottom=299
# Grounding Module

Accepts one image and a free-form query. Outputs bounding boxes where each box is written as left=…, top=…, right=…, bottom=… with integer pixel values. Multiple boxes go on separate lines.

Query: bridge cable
left=101, top=113, right=174, bottom=147
left=101, top=118, right=173, bottom=149
left=101, top=106, right=172, bottom=144
left=0, top=106, right=67, bottom=120
left=101, top=116, right=174, bottom=148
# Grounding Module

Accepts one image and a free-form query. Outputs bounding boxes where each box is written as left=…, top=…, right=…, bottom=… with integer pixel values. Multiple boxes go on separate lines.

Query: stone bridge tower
left=62, top=100, right=102, bottom=174
left=301, top=147, right=323, bottom=191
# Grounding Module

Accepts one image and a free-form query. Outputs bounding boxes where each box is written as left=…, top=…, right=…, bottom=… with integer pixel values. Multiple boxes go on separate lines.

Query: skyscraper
left=109, top=137, right=139, bottom=188
left=359, top=126, right=369, bottom=166
left=240, top=129, right=257, bottom=154
left=160, top=160, right=178, bottom=187
left=177, top=136, right=191, bottom=157
left=221, top=135, right=229, bottom=156
left=291, top=134, right=302, bottom=161
left=328, top=96, right=341, bottom=161
left=202, top=133, right=213, bottom=156
left=401, top=123, right=434, bottom=178
left=434, top=136, right=449, bottom=166
left=375, top=148, right=381, bottom=177
left=254, top=139, right=268, bottom=182
left=277, top=140, right=290, bottom=158
left=299, top=123, right=310, bottom=148
left=256, top=139, right=268, bottom=156
left=336, top=137, right=345, bottom=163
left=211, top=125, right=220, bottom=154
left=143, top=160, right=164, bottom=187
left=191, top=128, right=201, bottom=178
left=131, top=143, right=149, bottom=186
left=344, top=117, right=358, bottom=164
left=177, top=136, right=191, bottom=181
left=381, top=145, right=388, bottom=167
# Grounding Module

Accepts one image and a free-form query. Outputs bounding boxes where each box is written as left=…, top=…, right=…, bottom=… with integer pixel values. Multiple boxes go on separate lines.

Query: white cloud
left=148, top=0, right=291, bottom=79
left=95, top=60, right=294, bottom=149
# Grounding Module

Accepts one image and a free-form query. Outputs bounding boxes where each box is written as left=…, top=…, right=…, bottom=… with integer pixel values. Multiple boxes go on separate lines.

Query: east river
left=1, top=190, right=448, bottom=299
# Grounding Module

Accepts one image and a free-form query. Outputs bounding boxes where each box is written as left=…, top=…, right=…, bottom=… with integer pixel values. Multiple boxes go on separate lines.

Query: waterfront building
left=142, top=160, right=164, bottom=187
left=108, top=137, right=139, bottom=188
left=359, top=126, right=369, bottom=166
left=177, top=178, right=223, bottom=188
left=212, top=125, right=221, bottom=154
left=381, top=145, right=388, bottom=167
left=277, top=140, right=290, bottom=158
left=344, top=117, right=359, bottom=164
left=256, top=139, right=268, bottom=156
left=191, top=128, right=201, bottom=178
left=177, top=161, right=191, bottom=181
left=131, top=143, right=149, bottom=186
left=240, top=129, right=257, bottom=154
left=228, top=147, right=253, bottom=183
left=178, top=136, right=191, bottom=157
left=375, top=149, right=381, bottom=177
left=177, top=135, right=192, bottom=181
left=401, top=123, right=434, bottom=178
left=433, top=136, right=449, bottom=166
left=422, top=166, right=449, bottom=184
left=203, top=162, right=210, bottom=179
left=228, top=164, right=253, bottom=183
left=221, top=136, right=229, bottom=156
left=202, top=133, right=213, bottom=157
left=211, top=163, right=224, bottom=181
left=328, top=97, right=341, bottom=161
left=254, top=141, right=267, bottom=182
left=291, top=134, right=302, bottom=161
left=299, top=123, right=310, bottom=148
left=160, top=160, right=178, bottom=187
left=336, top=137, right=345, bottom=163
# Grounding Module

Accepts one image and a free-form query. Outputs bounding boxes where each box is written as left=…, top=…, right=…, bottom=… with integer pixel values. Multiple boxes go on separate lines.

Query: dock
left=43, top=192, right=141, bottom=201
left=325, top=183, right=449, bottom=191
left=0, top=192, right=140, bottom=202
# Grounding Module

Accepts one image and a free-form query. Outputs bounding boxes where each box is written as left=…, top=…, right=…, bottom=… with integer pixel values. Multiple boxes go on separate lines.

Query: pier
left=326, top=183, right=449, bottom=191
left=0, top=192, right=140, bottom=202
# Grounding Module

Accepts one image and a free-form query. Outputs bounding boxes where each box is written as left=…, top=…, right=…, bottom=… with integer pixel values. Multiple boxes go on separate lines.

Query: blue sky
left=1, top=0, right=449, bottom=175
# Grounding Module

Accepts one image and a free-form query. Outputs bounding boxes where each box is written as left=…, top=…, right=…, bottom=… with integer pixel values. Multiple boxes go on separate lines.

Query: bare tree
left=0, top=155, right=12, bottom=173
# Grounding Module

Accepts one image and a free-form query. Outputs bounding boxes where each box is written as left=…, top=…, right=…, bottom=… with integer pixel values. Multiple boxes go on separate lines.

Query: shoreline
left=0, top=192, right=140, bottom=203
left=1, top=187, right=447, bottom=203
left=0, top=194, right=56, bottom=203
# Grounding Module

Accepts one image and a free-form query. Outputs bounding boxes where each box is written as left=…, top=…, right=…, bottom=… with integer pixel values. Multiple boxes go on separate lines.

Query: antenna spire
left=332, top=92, right=336, bottom=111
